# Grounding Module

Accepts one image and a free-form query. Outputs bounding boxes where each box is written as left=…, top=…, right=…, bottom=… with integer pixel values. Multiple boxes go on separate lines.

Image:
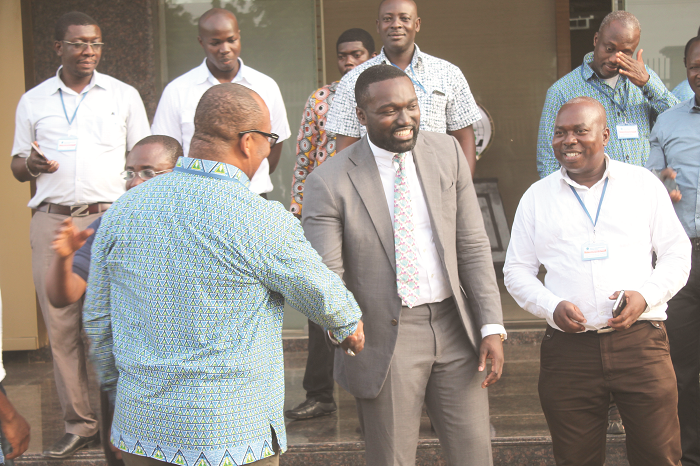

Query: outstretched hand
left=51, top=218, right=94, bottom=258
left=479, top=334, right=504, bottom=388
left=617, top=49, right=650, bottom=88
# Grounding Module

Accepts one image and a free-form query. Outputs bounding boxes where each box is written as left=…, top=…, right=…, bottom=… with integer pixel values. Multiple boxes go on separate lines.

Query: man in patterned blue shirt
left=537, top=11, right=678, bottom=178
left=84, top=84, right=365, bottom=466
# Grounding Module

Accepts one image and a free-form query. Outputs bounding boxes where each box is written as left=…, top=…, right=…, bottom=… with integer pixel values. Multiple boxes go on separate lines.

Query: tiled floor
left=5, top=335, right=548, bottom=455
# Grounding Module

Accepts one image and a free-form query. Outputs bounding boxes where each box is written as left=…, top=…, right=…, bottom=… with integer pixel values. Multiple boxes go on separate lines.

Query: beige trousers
left=30, top=210, right=103, bottom=437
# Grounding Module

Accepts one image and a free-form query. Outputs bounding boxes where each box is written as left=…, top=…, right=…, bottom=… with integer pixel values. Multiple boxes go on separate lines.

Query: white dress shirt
left=11, top=68, right=151, bottom=208
left=151, top=58, right=291, bottom=194
left=368, top=137, right=506, bottom=339
left=504, top=156, right=691, bottom=331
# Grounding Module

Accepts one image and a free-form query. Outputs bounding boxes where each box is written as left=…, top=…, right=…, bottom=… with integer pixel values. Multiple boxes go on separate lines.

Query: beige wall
left=323, top=0, right=558, bottom=224
left=0, top=0, right=43, bottom=350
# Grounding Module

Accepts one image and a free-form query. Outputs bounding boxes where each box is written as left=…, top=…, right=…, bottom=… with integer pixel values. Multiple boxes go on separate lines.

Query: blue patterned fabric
left=537, top=52, right=679, bottom=178
left=84, top=156, right=361, bottom=466
left=672, top=79, right=694, bottom=101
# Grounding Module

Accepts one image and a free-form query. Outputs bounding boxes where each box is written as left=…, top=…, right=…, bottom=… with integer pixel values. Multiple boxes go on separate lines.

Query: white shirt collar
left=52, top=66, right=105, bottom=95
left=554, top=154, right=615, bottom=191
left=367, top=136, right=413, bottom=168
left=378, top=43, right=423, bottom=71
left=196, top=57, right=251, bottom=86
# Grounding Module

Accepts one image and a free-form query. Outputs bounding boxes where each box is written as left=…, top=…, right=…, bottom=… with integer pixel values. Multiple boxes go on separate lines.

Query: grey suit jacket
left=302, top=132, right=503, bottom=399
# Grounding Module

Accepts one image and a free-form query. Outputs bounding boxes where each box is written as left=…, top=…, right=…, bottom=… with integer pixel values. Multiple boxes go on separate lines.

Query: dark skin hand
left=10, top=144, right=59, bottom=182
left=616, top=50, right=650, bottom=88
left=0, top=392, right=31, bottom=460
left=479, top=334, right=504, bottom=388
left=607, top=290, right=648, bottom=331
left=660, top=167, right=682, bottom=202
left=338, top=320, right=365, bottom=355
left=553, top=300, right=587, bottom=332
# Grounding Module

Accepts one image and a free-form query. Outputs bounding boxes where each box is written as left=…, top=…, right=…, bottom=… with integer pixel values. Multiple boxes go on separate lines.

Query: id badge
left=582, top=242, right=609, bottom=261
left=57, top=138, right=78, bottom=152
left=616, top=124, right=639, bottom=140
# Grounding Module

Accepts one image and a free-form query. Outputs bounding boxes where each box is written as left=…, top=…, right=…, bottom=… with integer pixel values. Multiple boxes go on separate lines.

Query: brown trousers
left=539, top=321, right=681, bottom=466
left=30, top=211, right=103, bottom=437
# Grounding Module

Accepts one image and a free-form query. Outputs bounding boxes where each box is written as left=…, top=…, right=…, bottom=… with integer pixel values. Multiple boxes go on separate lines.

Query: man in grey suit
left=302, top=64, right=505, bottom=466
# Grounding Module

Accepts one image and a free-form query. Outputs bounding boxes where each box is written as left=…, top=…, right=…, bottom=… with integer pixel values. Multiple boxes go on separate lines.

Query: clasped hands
left=330, top=320, right=365, bottom=356
left=553, top=290, right=648, bottom=333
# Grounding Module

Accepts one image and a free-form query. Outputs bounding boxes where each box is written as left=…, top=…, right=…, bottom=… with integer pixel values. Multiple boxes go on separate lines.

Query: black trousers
left=303, top=320, right=335, bottom=403
left=667, top=247, right=700, bottom=466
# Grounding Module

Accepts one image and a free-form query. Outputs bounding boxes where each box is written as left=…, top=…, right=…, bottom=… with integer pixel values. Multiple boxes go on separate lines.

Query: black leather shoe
left=43, top=432, right=100, bottom=459
left=285, top=398, right=337, bottom=420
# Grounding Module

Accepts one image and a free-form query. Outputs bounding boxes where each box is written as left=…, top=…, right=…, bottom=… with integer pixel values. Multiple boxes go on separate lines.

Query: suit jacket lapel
left=412, top=135, right=446, bottom=258
left=348, top=138, right=396, bottom=271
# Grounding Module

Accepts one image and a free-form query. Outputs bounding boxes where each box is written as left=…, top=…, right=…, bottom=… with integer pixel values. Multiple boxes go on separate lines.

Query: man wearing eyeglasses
left=151, top=7, right=290, bottom=196
left=9, top=11, right=150, bottom=459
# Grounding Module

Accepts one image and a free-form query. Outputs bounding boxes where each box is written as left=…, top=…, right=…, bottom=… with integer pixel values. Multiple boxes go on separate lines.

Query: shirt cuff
left=641, top=73, right=667, bottom=100
left=329, top=321, right=358, bottom=343
left=481, top=324, right=506, bottom=340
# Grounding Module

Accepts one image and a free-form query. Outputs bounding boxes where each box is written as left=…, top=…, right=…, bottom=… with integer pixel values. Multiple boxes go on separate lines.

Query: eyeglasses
left=121, top=169, right=172, bottom=181
left=238, top=130, right=279, bottom=148
left=62, top=41, right=104, bottom=51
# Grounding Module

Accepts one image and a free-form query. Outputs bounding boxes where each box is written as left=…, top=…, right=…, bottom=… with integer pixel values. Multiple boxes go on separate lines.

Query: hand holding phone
left=612, top=290, right=627, bottom=318
left=31, top=141, right=48, bottom=161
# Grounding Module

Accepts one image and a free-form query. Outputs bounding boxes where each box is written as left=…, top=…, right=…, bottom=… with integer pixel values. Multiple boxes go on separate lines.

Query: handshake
left=328, top=321, right=365, bottom=356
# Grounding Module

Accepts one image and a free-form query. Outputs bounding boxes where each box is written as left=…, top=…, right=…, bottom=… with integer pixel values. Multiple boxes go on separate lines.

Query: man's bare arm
left=336, top=135, right=361, bottom=154
left=0, top=391, right=30, bottom=460
left=447, top=126, right=477, bottom=177
left=267, top=142, right=284, bottom=174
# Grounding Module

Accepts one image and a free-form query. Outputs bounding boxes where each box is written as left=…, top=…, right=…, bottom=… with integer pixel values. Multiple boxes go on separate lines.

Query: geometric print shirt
left=326, top=45, right=481, bottom=138
left=536, top=51, right=679, bottom=178
left=290, top=81, right=338, bottom=217
left=84, top=156, right=361, bottom=466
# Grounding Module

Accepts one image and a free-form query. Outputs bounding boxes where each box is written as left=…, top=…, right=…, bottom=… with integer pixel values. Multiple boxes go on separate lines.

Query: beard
left=368, top=123, right=420, bottom=154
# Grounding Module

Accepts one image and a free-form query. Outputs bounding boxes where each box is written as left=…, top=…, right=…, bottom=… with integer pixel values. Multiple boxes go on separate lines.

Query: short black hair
left=336, top=28, right=375, bottom=55
left=355, top=64, right=410, bottom=109
left=192, top=83, right=265, bottom=146
left=685, top=35, right=700, bottom=61
left=132, top=135, right=183, bottom=166
left=55, top=11, right=99, bottom=42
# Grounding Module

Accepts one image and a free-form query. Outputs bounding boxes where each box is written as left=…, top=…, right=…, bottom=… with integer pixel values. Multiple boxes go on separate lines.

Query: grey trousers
left=355, top=298, right=493, bottom=466
left=30, top=211, right=101, bottom=437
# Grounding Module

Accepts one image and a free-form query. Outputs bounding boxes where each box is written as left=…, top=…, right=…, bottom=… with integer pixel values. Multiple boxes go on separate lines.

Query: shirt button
left=391, top=319, right=398, bottom=326
left=617, top=112, right=621, bottom=116
left=431, top=274, right=434, bottom=278
left=625, top=156, right=629, bottom=161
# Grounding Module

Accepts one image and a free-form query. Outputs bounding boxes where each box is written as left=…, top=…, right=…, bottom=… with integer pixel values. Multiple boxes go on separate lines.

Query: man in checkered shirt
left=326, top=0, right=481, bottom=176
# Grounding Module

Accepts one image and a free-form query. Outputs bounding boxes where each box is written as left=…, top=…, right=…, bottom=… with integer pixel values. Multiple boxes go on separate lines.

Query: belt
left=36, top=202, right=111, bottom=217
left=585, top=320, right=646, bottom=334
left=691, top=237, right=700, bottom=252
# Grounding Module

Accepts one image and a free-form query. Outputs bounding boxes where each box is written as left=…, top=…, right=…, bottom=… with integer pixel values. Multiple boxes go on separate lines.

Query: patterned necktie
left=393, top=152, right=420, bottom=308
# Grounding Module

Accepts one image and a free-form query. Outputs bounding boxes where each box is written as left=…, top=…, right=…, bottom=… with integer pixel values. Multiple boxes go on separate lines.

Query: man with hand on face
left=537, top=11, right=678, bottom=178
left=646, top=36, right=700, bottom=466
left=45, top=135, right=181, bottom=466
left=506, top=97, right=690, bottom=466
left=9, top=11, right=150, bottom=459
left=325, top=0, right=482, bottom=176
left=303, top=65, right=505, bottom=466
left=286, top=27, right=375, bottom=421
left=84, top=84, right=364, bottom=466
left=151, top=8, right=290, bottom=196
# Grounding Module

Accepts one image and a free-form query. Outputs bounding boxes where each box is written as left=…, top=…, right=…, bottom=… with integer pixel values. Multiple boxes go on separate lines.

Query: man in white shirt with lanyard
left=505, top=96, right=690, bottom=466
left=151, top=8, right=290, bottom=196
left=9, top=11, right=150, bottom=459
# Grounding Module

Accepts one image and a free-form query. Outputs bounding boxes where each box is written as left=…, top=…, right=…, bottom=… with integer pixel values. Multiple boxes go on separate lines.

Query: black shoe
left=43, top=432, right=100, bottom=459
left=285, top=398, right=337, bottom=420
left=607, top=405, right=625, bottom=435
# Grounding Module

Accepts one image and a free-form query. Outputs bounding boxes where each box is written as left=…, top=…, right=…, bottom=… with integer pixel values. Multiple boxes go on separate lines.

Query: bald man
left=505, top=97, right=690, bottom=465
left=151, top=8, right=290, bottom=195
left=84, top=84, right=363, bottom=466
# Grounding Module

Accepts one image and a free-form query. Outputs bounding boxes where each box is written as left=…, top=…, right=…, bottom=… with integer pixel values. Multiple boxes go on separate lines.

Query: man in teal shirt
left=84, top=84, right=364, bottom=466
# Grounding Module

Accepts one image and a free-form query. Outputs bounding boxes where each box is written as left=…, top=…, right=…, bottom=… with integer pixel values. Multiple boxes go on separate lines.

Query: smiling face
left=198, top=12, right=241, bottom=74
left=376, top=0, right=420, bottom=55
left=357, top=76, right=420, bottom=153
left=337, top=41, right=373, bottom=76
left=552, top=102, right=610, bottom=182
left=686, top=40, right=700, bottom=102
left=55, top=24, right=102, bottom=79
left=591, top=20, right=640, bottom=79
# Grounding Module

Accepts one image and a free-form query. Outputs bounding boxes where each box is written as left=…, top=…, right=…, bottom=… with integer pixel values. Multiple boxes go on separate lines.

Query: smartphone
left=31, top=141, right=48, bottom=161
left=612, top=290, right=626, bottom=318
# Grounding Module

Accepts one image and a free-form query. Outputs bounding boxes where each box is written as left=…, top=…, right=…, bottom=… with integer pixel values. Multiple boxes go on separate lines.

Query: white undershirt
left=604, top=74, right=620, bottom=89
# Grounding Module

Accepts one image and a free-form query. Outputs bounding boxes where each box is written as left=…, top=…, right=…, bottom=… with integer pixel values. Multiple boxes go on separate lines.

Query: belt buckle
left=596, top=327, right=615, bottom=334
left=70, top=205, right=90, bottom=217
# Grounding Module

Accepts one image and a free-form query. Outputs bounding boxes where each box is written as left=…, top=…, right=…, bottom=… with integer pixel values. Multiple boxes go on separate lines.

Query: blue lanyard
left=59, top=89, right=87, bottom=125
left=391, top=62, right=427, bottom=94
left=579, top=63, right=628, bottom=114
left=569, top=178, right=608, bottom=228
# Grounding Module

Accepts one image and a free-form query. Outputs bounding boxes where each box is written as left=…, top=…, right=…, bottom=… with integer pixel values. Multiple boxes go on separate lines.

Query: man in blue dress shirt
left=647, top=35, right=700, bottom=466
left=84, top=84, right=364, bottom=466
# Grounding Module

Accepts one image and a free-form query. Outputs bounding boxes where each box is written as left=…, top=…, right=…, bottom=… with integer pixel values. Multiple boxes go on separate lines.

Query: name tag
left=616, top=124, right=639, bottom=140
left=57, top=138, right=78, bottom=152
left=582, top=242, right=609, bottom=261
